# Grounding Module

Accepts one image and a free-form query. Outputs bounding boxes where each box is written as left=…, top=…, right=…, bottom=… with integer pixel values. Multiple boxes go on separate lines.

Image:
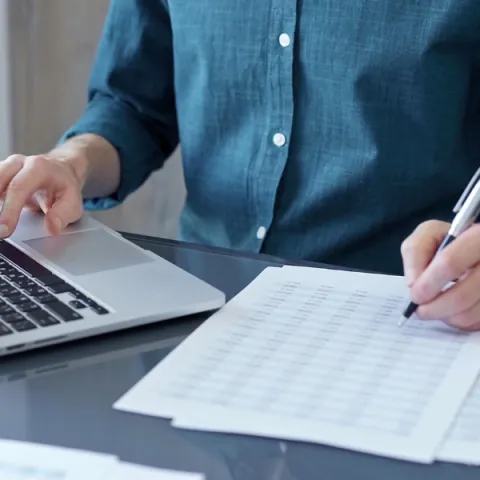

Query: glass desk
left=0, top=234, right=476, bottom=479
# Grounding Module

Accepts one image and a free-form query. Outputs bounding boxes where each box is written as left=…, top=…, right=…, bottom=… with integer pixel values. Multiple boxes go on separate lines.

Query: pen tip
left=398, top=316, right=408, bottom=327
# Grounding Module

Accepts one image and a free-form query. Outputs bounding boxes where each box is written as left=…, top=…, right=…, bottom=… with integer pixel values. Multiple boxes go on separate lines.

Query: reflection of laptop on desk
left=0, top=328, right=187, bottom=384
left=0, top=210, right=225, bottom=356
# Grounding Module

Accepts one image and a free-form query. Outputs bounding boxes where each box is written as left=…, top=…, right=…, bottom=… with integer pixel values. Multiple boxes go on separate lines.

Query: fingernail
left=0, top=224, right=9, bottom=238
left=33, top=191, right=47, bottom=214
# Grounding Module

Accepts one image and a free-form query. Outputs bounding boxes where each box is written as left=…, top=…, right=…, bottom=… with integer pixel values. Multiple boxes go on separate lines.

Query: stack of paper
left=0, top=438, right=203, bottom=480
left=114, top=265, right=480, bottom=465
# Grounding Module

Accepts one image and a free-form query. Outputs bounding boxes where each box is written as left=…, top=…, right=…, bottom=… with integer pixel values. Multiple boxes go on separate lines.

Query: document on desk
left=109, top=462, right=204, bottom=479
left=0, top=438, right=204, bottom=480
left=437, top=378, right=480, bottom=465
left=114, top=266, right=480, bottom=464
left=0, top=438, right=117, bottom=480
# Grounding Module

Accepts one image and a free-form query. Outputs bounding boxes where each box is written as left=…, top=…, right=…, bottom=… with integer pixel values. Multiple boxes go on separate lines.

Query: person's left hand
left=401, top=220, right=480, bottom=331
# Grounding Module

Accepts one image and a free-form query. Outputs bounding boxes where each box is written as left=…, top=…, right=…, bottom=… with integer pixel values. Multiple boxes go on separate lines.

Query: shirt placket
left=250, top=1, right=298, bottom=251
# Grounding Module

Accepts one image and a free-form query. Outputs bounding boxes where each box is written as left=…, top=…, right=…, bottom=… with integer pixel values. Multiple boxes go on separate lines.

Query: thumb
left=400, top=220, right=450, bottom=286
left=44, top=189, right=83, bottom=235
left=44, top=211, right=64, bottom=236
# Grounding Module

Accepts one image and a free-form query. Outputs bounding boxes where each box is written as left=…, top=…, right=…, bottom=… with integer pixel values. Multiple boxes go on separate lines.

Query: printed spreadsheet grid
left=437, top=379, right=480, bottom=463
left=114, top=267, right=480, bottom=464
left=168, top=286, right=459, bottom=429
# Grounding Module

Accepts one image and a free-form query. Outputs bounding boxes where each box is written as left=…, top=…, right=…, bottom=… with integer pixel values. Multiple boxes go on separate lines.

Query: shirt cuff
left=59, top=93, right=162, bottom=211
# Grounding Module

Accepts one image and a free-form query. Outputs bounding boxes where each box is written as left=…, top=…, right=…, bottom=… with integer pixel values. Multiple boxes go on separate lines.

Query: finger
left=44, top=187, right=83, bottom=235
left=411, top=224, right=480, bottom=305
left=401, top=220, right=450, bottom=286
left=0, top=155, right=24, bottom=196
left=7, top=192, right=50, bottom=213
left=24, top=198, right=43, bottom=213
left=444, top=299, right=480, bottom=332
left=23, top=190, right=50, bottom=213
left=0, top=156, right=48, bottom=236
left=416, top=264, right=480, bottom=320
left=31, top=190, right=48, bottom=213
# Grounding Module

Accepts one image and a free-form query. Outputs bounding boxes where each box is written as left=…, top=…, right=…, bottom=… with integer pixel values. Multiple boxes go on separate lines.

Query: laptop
left=0, top=209, right=225, bottom=356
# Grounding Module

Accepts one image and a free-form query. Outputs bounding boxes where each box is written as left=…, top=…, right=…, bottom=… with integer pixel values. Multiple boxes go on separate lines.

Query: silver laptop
left=0, top=209, right=225, bottom=356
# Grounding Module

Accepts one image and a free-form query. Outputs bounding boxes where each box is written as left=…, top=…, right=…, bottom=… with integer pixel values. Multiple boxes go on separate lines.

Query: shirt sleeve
left=59, top=0, right=178, bottom=210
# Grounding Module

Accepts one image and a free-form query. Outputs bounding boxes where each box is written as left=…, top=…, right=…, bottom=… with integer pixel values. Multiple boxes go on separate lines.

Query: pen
left=399, top=167, right=480, bottom=326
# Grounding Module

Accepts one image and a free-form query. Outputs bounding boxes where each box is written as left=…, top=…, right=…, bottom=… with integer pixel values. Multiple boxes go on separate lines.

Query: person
left=0, top=0, right=479, bottom=330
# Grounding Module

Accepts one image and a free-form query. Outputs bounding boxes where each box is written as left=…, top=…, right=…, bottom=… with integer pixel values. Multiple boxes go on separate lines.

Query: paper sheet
left=106, top=462, right=204, bottom=480
left=0, top=439, right=117, bottom=480
left=0, top=439, right=203, bottom=480
left=115, top=266, right=480, bottom=464
left=437, top=379, right=480, bottom=464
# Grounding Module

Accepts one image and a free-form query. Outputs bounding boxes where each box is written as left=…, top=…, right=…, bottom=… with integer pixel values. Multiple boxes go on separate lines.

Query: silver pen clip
left=453, top=167, right=480, bottom=213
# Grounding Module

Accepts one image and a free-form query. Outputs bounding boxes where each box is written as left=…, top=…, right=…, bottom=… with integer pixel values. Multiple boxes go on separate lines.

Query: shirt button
left=273, top=133, right=286, bottom=147
left=256, top=226, right=267, bottom=240
left=279, top=33, right=291, bottom=47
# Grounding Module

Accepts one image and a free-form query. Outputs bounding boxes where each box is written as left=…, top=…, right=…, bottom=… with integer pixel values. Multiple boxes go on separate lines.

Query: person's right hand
left=0, top=154, right=84, bottom=238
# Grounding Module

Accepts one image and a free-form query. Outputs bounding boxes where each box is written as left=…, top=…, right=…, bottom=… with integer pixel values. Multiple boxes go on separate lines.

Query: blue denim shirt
left=61, top=0, right=480, bottom=274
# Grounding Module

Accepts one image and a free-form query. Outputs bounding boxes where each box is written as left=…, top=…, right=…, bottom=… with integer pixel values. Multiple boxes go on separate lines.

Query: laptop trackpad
left=23, top=228, right=154, bottom=276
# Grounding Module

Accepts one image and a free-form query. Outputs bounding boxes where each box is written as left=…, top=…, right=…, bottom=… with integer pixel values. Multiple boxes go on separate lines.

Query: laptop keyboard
left=0, top=240, right=109, bottom=337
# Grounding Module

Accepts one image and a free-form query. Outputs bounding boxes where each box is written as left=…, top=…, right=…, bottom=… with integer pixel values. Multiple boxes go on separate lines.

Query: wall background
left=0, top=0, right=185, bottom=238
left=0, top=0, right=13, bottom=159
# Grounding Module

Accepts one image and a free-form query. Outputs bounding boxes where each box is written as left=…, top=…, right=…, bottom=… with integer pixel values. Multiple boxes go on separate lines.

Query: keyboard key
left=2, top=312, right=26, bottom=323
left=49, top=282, right=75, bottom=294
left=37, top=293, right=57, bottom=304
left=10, top=319, right=37, bottom=332
left=73, top=291, right=88, bottom=300
left=13, top=278, right=37, bottom=289
left=45, top=301, right=82, bottom=322
left=5, top=272, right=26, bottom=282
left=0, top=323, right=12, bottom=336
left=69, top=300, right=87, bottom=309
left=0, top=285, right=19, bottom=296
left=37, top=274, right=63, bottom=287
left=29, top=309, right=60, bottom=327
left=23, top=286, right=48, bottom=296
left=18, top=301, right=40, bottom=313
left=73, top=292, right=108, bottom=314
left=7, top=294, right=30, bottom=305
left=0, top=304, right=14, bottom=315
left=90, top=304, right=109, bottom=315
left=34, top=316, right=60, bottom=327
